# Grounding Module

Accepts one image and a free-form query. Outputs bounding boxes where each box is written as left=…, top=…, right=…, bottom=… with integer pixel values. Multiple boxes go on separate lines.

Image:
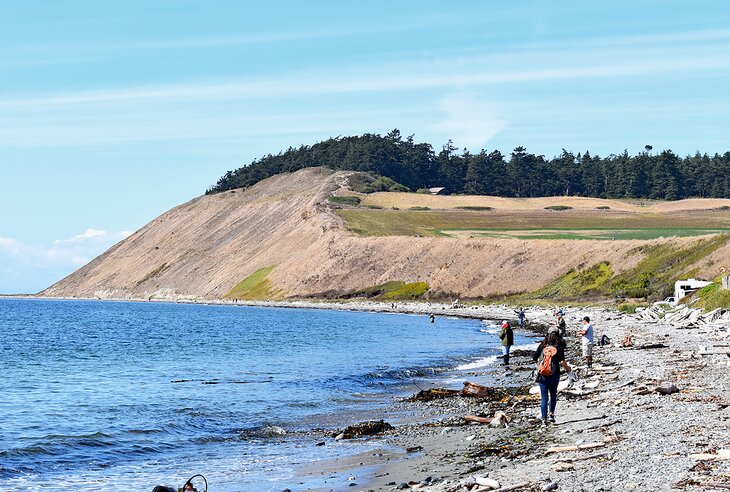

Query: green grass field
left=225, top=265, right=283, bottom=300
left=447, top=228, right=730, bottom=240
left=337, top=208, right=730, bottom=239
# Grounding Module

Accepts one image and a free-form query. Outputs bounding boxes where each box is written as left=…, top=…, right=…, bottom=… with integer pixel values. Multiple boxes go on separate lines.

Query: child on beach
left=556, top=313, right=567, bottom=337
left=533, top=332, right=572, bottom=426
left=498, top=320, right=514, bottom=365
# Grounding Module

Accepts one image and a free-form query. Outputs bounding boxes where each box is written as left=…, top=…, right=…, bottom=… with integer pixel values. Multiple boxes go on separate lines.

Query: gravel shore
left=289, top=302, right=730, bottom=492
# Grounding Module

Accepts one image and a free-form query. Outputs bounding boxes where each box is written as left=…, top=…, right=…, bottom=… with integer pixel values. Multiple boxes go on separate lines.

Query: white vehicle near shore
left=653, top=296, right=676, bottom=308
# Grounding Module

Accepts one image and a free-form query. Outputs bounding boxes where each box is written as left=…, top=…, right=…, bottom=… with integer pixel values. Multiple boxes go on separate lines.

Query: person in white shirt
left=577, top=316, right=594, bottom=367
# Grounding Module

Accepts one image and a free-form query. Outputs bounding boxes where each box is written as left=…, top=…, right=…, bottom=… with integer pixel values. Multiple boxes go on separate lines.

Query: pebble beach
left=278, top=300, right=730, bottom=492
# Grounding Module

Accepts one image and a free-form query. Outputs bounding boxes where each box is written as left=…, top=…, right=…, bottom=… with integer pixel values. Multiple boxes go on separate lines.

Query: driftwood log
left=689, top=449, right=730, bottom=460
left=490, top=482, right=532, bottom=492
left=465, top=411, right=510, bottom=427
left=697, top=483, right=730, bottom=490
left=545, top=442, right=606, bottom=454
left=461, top=381, right=490, bottom=398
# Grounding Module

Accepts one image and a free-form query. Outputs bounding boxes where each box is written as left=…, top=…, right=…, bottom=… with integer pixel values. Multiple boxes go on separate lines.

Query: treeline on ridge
left=208, top=129, right=730, bottom=199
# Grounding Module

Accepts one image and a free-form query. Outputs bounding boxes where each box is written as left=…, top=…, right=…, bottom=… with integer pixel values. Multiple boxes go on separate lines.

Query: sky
left=2, top=0, right=730, bottom=293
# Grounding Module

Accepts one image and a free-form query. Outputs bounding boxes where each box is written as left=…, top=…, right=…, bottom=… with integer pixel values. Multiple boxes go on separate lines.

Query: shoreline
left=7, top=296, right=729, bottom=490
left=310, top=304, right=730, bottom=492
left=16, top=294, right=567, bottom=325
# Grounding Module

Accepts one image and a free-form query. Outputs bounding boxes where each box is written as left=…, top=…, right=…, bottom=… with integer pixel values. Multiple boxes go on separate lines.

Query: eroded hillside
left=42, top=168, right=730, bottom=301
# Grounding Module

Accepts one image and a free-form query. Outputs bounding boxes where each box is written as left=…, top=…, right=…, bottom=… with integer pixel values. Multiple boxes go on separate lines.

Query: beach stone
left=656, top=383, right=679, bottom=395
left=335, top=420, right=393, bottom=439
left=474, top=475, right=500, bottom=488
left=552, top=462, right=574, bottom=472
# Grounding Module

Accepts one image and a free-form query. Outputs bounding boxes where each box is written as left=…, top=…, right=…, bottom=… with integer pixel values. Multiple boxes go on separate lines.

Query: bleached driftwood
left=545, top=442, right=606, bottom=454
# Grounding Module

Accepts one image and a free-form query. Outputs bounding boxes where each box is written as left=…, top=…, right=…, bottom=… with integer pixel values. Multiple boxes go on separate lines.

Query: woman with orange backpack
left=533, top=332, right=572, bottom=427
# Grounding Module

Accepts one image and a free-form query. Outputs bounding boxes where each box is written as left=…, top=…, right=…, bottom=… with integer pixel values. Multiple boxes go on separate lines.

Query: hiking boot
left=549, top=414, right=556, bottom=423
left=541, top=419, right=548, bottom=428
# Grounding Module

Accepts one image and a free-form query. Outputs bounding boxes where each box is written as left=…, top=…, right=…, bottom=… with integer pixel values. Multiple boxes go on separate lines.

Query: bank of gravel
left=292, top=303, right=730, bottom=492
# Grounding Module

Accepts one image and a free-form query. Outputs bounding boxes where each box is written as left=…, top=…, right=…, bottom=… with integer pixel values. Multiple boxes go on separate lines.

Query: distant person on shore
left=578, top=316, right=594, bottom=367
left=499, top=320, right=514, bottom=365
left=556, top=314, right=567, bottom=337
left=533, top=332, right=572, bottom=426
left=515, top=307, right=526, bottom=327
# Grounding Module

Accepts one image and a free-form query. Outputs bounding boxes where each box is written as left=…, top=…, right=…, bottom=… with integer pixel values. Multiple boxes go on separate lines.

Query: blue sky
left=2, top=0, right=730, bottom=293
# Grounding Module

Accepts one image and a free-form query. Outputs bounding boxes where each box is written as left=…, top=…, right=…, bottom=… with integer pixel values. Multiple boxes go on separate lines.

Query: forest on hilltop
left=208, top=130, right=730, bottom=199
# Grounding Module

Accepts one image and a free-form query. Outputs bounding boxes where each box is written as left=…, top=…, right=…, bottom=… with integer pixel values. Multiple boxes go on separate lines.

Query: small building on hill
left=429, top=187, right=446, bottom=195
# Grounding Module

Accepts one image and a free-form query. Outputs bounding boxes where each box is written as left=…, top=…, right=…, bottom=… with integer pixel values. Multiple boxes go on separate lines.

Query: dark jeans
left=538, top=373, right=560, bottom=419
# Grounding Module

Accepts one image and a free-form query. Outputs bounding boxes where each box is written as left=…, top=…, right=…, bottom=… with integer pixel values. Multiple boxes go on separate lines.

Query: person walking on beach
left=533, top=332, right=572, bottom=426
left=578, top=316, right=594, bottom=368
left=515, top=307, right=526, bottom=327
left=498, top=320, right=514, bottom=366
left=548, top=325, right=567, bottom=349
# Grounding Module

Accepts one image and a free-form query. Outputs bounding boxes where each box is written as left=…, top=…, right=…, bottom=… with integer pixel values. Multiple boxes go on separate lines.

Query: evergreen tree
left=206, top=130, right=730, bottom=200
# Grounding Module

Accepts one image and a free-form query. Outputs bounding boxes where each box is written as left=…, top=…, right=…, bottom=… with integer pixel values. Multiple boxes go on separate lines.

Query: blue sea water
left=0, top=298, right=534, bottom=491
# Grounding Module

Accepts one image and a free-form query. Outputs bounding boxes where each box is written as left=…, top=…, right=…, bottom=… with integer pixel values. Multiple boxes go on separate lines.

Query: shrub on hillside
left=349, top=173, right=410, bottom=194
left=456, top=206, right=493, bottom=211
left=329, top=195, right=361, bottom=206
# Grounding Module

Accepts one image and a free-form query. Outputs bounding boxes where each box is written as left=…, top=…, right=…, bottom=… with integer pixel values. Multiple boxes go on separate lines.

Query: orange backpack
left=538, top=346, right=558, bottom=376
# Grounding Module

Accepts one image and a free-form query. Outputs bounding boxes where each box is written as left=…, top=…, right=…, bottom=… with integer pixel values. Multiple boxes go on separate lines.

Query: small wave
left=512, top=342, right=539, bottom=352
left=40, top=431, right=112, bottom=441
left=456, top=355, right=500, bottom=371
left=363, top=366, right=447, bottom=381
left=126, top=428, right=163, bottom=435
left=456, top=342, right=539, bottom=371
left=234, top=424, right=288, bottom=441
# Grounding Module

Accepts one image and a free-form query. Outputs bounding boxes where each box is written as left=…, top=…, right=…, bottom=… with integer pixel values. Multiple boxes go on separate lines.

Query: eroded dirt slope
left=42, top=168, right=730, bottom=300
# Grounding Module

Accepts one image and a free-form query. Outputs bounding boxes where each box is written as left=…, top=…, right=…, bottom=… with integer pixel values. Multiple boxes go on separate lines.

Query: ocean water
left=0, top=299, right=535, bottom=491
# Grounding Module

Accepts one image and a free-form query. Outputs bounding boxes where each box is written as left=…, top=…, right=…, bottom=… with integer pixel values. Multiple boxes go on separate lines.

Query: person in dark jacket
left=515, top=307, right=526, bottom=327
left=499, top=320, right=514, bottom=365
left=533, top=332, right=572, bottom=426
left=556, top=314, right=567, bottom=337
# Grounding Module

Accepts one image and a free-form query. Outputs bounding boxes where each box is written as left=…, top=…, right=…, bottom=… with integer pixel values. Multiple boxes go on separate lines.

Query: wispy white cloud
left=431, top=92, right=509, bottom=149
left=53, top=228, right=115, bottom=244
left=2, top=54, right=730, bottom=111
left=0, top=108, right=428, bottom=147
left=0, top=229, right=132, bottom=292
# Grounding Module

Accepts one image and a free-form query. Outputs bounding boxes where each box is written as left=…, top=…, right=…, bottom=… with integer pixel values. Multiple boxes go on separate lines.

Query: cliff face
left=42, top=167, right=345, bottom=299
left=42, top=167, right=730, bottom=301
